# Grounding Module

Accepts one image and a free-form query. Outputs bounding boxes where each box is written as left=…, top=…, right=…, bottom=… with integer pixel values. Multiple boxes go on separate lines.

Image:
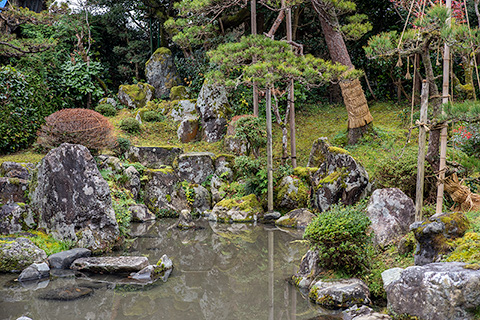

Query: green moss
left=293, top=167, right=318, bottom=179
left=315, top=168, right=348, bottom=190
left=328, top=146, right=349, bottom=155
left=276, top=217, right=296, bottom=228
left=169, top=86, right=189, bottom=100
left=446, top=232, right=480, bottom=263
left=216, top=194, right=261, bottom=214
left=165, top=194, right=171, bottom=202
left=147, top=166, right=174, bottom=175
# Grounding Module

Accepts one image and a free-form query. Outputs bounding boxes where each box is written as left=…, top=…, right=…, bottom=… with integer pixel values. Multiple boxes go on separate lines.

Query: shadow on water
left=0, top=219, right=341, bottom=320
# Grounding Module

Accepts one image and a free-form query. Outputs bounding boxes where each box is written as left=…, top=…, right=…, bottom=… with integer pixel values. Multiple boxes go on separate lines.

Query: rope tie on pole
left=415, top=120, right=431, bottom=132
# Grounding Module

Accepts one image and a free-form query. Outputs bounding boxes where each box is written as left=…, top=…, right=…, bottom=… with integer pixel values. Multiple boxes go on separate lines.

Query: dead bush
left=37, top=108, right=116, bottom=152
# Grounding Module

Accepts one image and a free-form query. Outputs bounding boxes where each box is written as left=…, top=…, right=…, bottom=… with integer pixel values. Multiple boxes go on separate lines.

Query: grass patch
left=7, top=230, right=73, bottom=256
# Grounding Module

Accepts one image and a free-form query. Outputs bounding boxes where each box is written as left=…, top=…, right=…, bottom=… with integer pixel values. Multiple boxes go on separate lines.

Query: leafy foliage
left=95, top=103, right=117, bottom=117
left=234, top=116, right=266, bottom=158
left=304, top=203, right=372, bottom=275
left=120, top=118, right=141, bottom=133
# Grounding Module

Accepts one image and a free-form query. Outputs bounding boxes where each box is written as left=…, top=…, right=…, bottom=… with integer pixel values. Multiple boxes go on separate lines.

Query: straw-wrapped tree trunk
left=311, top=0, right=373, bottom=144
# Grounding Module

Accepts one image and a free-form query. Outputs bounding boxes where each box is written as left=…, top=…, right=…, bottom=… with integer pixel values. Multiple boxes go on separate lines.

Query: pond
left=0, top=219, right=339, bottom=320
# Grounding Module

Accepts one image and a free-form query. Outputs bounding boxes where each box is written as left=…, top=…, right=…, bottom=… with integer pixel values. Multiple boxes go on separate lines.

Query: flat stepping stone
left=48, top=248, right=91, bottom=269
left=38, top=286, right=93, bottom=301
left=70, top=256, right=149, bottom=274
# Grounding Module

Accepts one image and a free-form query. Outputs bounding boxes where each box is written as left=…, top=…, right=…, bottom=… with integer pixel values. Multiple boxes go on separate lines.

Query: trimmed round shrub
left=114, top=137, right=131, bottom=156
left=304, top=204, right=371, bottom=275
left=95, top=103, right=117, bottom=117
left=143, top=110, right=164, bottom=122
left=37, top=108, right=116, bottom=151
left=120, top=118, right=141, bottom=133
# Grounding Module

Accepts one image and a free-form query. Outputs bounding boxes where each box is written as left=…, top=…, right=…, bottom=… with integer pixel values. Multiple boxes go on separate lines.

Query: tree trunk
left=312, top=1, right=373, bottom=144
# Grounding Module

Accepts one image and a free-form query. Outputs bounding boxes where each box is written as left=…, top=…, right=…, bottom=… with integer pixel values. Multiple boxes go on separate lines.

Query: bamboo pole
left=266, top=87, right=274, bottom=212
left=416, top=80, right=429, bottom=222
left=436, top=0, right=452, bottom=214
left=252, top=0, right=259, bottom=116
left=286, top=3, right=297, bottom=168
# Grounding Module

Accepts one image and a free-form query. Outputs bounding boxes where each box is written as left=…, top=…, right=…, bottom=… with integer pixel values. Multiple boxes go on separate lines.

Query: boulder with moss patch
left=411, top=211, right=469, bottom=266
left=196, top=82, right=232, bottom=142
left=118, top=83, right=155, bottom=109
left=177, top=152, right=215, bottom=184
left=30, top=143, right=120, bottom=253
left=275, top=176, right=309, bottom=211
left=0, top=177, right=29, bottom=204
left=170, top=86, right=189, bottom=100
left=309, top=278, right=371, bottom=309
left=177, top=118, right=200, bottom=143
left=144, top=168, right=189, bottom=217
left=169, top=100, right=197, bottom=122
left=208, top=194, right=263, bottom=223
left=366, top=188, right=416, bottom=248
left=0, top=203, right=36, bottom=234
left=0, top=162, right=33, bottom=180
left=292, top=250, right=321, bottom=290
left=0, top=237, right=47, bottom=272
left=386, top=262, right=480, bottom=320
left=145, top=47, right=180, bottom=98
left=310, top=138, right=370, bottom=212
left=275, top=208, right=315, bottom=228
left=125, top=146, right=183, bottom=169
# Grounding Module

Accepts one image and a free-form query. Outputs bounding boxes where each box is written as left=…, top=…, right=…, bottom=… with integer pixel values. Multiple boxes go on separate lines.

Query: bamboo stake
left=266, top=87, right=274, bottom=212
left=416, top=80, right=429, bottom=222
left=286, top=2, right=297, bottom=168
left=252, top=0, right=259, bottom=116
left=436, top=0, right=451, bottom=214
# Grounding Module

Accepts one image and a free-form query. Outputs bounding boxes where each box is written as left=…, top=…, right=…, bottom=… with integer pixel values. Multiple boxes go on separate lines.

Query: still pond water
left=0, top=219, right=337, bottom=320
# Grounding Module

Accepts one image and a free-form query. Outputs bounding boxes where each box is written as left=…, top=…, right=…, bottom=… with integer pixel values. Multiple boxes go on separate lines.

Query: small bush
left=143, top=110, right=164, bottom=122
left=95, top=103, right=117, bottom=117
left=37, top=108, right=116, bottom=152
left=114, top=137, right=131, bottom=156
left=120, top=118, right=141, bottom=133
left=304, top=204, right=372, bottom=275
left=233, top=116, right=266, bottom=158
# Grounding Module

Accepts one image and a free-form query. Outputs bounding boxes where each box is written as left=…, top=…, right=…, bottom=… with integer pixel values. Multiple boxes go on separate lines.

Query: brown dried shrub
left=37, top=108, right=116, bottom=151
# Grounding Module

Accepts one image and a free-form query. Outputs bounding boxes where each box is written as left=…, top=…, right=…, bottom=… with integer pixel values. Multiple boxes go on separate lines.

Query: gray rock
left=196, top=82, right=231, bottom=142
left=309, top=278, right=371, bottom=309
left=176, top=209, right=195, bottom=230
left=381, top=267, right=403, bottom=288
left=118, top=82, right=155, bottom=109
left=0, top=203, right=35, bottom=234
left=170, top=100, right=197, bottom=122
left=38, top=286, right=93, bottom=301
left=177, top=118, right=200, bottom=143
left=275, top=208, right=316, bottom=229
left=343, top=305, right=391, bottom=320
left=0, top=237, right=47, bottom=272
left=125, top=146, right=183, bottom=168
left=263, top=211, right=281, bottom=221
left=191, top=185, right=212, bottom=215
left=98, top=155, right=123, bottom=173
left=209, top=194, right=263, bottom=223
left=125, top=166, right=141, bottom=199
left=98, top=97, right=117, bottom=107
left=310, top=138, right=370, bottom=212
left=145, top=47, right=180, bottom=98
left=47, top=248, right=91, bottom=269
left=411, top=212, right=469, bottom=266
left=292, top=250, right=321, bottom=290
left=30, top=143, right=119, bottom=253
left=71, top=256, right=149, bottom=274
left=366, top=188, right=416, bottom=248
left=16, top=317, right=33, bottom=320
left=131, top=254, right=173, bottom=282
left=275, top=176, right=309, bottom=211
left=0, top=177, right=29, bottom=204
left=129, top=204, right=156, bottom=222
left=386, top=262, right=480, bottom=320
left=18, top=262, right=50, bottom=281
left=144, top=168, right=189, bottom=217
left=177, top=152, right=215, bottom=184
left=0, top=162, right=32, bottom=180
left=223, top=115, right=251, bottom=156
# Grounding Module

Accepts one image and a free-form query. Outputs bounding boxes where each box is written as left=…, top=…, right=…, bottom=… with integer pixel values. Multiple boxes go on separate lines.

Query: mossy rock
left=169, top=86, right=189, bottom=100
left=210, top=194, right=264, bottom=223
left=118, top=83, right=155, bottom=109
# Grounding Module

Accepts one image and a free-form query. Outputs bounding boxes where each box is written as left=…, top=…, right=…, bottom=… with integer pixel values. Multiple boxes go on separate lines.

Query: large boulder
left=0, top=237, right=47, bottom=272
left=71, top=256, right=149, bottom=274
left=177, top=152, right=215, bottom=184
left=208, top=194, right=263, bottom=223
left=309, top=278, right=371, bottom=309
left=366, top=188, right=416, bottom=248
left=0, top=177, right=29, bottom=204
left=30, top=143, right=119, bottom=252
left=386, top=262, right=480, bottom=320
left=48, top=248, right=91, bottom=269
left=0, top=203, right=35, bottom=234
left=145, top=47, right=180, bottom=98
left=0, top=162, right=32, bottom=180
left=196, top=82, right=232, bottom=142
left=411, top=211, right=469, bottom=266
left=275, top=208, right=316, bottom=229
left=125, top=146, right=183, bottom=169
left=118, top=83, right=155, bottom=109
left=124, top=166, right=141, bottom=200
left=191, top=185, right=212, bottom=215
left=129, top=204, right=156, bottom=222
left=177, top=118, right=200, bottom=143
left=310, top=138, right=370, bottom=212
left=144, top=168, right=189, bottom=217
left=275, top=176, right=309, bottom=211
left=169, top=100, right=197, bottom=122
left=292, top=249, right=321, bottom=290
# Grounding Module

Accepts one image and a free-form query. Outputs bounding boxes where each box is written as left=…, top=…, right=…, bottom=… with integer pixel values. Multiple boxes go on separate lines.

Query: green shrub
left=234, top=116, right=266, bottom=158
left=143, top=110, right=164, bottom=122
left=95, top=103, right=117, bottom=117
left=304, top=204, right=372, bottom=275
left=115, top=137, right=131, bottom=156
left=120, top=118, right=141, bottom=133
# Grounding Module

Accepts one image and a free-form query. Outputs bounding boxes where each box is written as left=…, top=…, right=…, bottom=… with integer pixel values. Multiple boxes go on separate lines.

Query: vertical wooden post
left=251, top=0, right=259, bottom=117
left=416, top=80, right=429, bottom=222
left=436, top=0, right=451, bottom=214
left=266, top=87, right=274, bottom=212
left=286, top=3, right=297, bottom=168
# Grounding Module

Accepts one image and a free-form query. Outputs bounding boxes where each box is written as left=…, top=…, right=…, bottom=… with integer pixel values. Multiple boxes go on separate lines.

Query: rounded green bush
left=120, top=118, right=141, bottom=133
left=143, top=110, right=164, bottom=122
left=95, top=103, right=117, bottom=117
left=115, top=137, right=131, bottom=156
left=304, top=204, right=371, bottom=275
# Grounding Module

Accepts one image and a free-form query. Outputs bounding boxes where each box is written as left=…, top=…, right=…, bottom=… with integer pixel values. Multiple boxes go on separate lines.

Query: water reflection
left=0, top=219, right=331, bottom=320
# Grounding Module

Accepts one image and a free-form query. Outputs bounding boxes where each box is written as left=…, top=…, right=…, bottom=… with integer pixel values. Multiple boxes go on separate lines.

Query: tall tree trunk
left=312, top=0, right=373, bottom=144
